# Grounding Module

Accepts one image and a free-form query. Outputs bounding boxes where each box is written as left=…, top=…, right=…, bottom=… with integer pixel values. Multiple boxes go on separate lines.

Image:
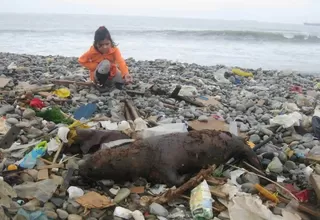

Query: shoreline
left=0, top=51, right=318, bottom=76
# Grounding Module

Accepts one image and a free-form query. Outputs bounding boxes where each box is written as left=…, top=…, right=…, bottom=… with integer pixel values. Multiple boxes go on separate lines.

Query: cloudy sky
left=1, top=0, right=319, bottom=23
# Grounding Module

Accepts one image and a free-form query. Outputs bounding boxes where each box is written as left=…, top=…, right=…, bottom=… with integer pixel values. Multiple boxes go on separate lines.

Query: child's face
left=97, top=39, right=112, bottom=54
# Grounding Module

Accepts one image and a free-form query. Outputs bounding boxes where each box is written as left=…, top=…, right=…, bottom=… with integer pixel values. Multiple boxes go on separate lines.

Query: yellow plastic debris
left=67, top=120, right=90, bottom=146
left=52, top=88, right=71, bottom=98
left=7, top=164, right=18, bottom=171
left=232, top=68, right=253, bottom=77
left=314, top=83, right=320, bottom=90
left=246, top=141, right=255, bottom=148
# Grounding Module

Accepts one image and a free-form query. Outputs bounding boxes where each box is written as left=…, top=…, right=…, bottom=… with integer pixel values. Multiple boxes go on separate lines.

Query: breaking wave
left=1, top=28, right=319, bottom=43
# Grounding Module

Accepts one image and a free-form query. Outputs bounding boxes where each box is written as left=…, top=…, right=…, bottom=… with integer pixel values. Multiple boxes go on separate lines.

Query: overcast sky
left=1, top=0, right=319, bottom=23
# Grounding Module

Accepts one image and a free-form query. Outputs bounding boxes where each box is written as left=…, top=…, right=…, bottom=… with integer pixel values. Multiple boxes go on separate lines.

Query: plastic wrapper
left=189, top=180, right=214, bottom=220
left=19, top=141, right=47, bottom=169
left=269, top=112, right=302, bottom=128
left=140, top=123, right=188, bottom=139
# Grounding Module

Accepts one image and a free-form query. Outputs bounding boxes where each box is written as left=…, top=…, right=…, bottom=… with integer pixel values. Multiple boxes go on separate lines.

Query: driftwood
left=123, top=99, right=139, bottom=120
left=148, top=165, right=216, bottom=205
left=51, top=80, right=93, bottom=87
left=0, top=84, right=54, bottom=95
left=169, top=85, right=205, bottom=107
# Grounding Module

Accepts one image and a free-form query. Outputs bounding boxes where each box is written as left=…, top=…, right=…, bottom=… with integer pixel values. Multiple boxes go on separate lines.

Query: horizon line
left=0, top=11, right=305, bottom=25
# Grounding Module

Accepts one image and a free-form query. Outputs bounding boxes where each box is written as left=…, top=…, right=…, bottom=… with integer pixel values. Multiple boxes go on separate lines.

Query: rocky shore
left=0, top=51, right=320, bottom=220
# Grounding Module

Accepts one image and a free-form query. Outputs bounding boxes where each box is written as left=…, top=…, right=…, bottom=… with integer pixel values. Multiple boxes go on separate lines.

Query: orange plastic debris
left=76, top=191, right=115, bottom=210
left=255, top=184, right=279, bottom=203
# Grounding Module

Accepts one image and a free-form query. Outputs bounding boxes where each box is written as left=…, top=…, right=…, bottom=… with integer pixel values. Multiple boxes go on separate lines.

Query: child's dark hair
left=93, top=26, right=117, bottom=49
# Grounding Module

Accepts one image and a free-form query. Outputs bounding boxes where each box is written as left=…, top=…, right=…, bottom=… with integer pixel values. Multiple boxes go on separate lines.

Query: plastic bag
left=52, top=88, right=71, bottom=98
left=13, top=179, right=58, bottom=202
left=19, top=141, right=48, bottom=169
left=67, top=186, right=84, bottom=199
left=312, top=116, right=320, bottom=139
left=190, top=180, right=214, bottom=220
left=134, top=117, right=148, bottom=131
left=140, top=123, right=188, bottom=139
left=269, top=112, right=302, bottom=128
left=232, top=68, right=253, bottom=77
left=214, top=68, right=231, bottom=84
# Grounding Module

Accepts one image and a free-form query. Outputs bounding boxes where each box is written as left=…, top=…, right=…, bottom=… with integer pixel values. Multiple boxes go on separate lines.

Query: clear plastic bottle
left=189, top=180, right=214, bottom=220
left=229, top=121, right=238, bottom=136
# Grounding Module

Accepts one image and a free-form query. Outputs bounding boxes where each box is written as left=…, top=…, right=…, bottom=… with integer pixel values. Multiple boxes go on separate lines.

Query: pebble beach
left=0, top=51, right=320, bottom=220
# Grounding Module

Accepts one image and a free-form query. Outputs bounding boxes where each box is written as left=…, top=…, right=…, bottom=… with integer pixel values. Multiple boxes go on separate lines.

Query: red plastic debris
left=294, top=189, right=311, bottom=203
left=290, top=85, right=303, bottom=94
left=29, top=98, right=45, bottom=110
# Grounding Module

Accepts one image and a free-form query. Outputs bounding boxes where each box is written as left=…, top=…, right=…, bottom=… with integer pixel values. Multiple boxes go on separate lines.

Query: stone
left=23, top=108, right=36, bottom=119
left=241, top=183, right=258, bottom=194
left=278, top=152, right=287, bottom=163
left=236, top=104, right=246, bottom=112
left=267, top=157, right=283, bottom=173
left=6, top=118, right=19, bottom=124
left=241, top=173, right=260, bottom=184
left=57, top=209, right=69, bottom=220
left=260, top=127, right=273, bottom=136
left=44, top=210, right=58, bottom=219
left=68, top=214, right=83, bottom=220
left=50, top=197, right=65, bottom=208
left=86, top=94, right=99, bottom=102
left=240, top=123, right=249, bottom=132
left=132, top=210, right=145, bottom=220
left=249, top=134, right=261, bottom=144
left=0, top=105, right=14, bottom=116
left=284, top=161, right=297, bottom=171
left=198, top=115, right=208, bottom=122
left=149, top=203, right=169, bottom=217
left=66, top=204, right=78, bottom=214
left=43, top=202, right=56, bottom=211
left=16, top=121, right=31, bottom=128
left=114, top=188, right=131, bottom=203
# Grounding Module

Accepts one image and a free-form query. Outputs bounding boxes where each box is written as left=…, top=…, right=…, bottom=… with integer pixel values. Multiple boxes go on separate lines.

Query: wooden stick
left=148, top=165, right=216, bottom=205
left=278, top=196, right=320, bottom=217
left=52, top=143, right=64, bottom=165
left=37, top=164, right=64, bottom=170
left=39, top=158, right=53, bottom=165
left=51, top=80, right=93, bottom=87
left=228, top=164, right=298, bottom=201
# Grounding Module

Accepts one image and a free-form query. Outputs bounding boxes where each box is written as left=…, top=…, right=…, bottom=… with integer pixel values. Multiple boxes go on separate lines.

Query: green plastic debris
left=36, top=107, right=73, bottom=125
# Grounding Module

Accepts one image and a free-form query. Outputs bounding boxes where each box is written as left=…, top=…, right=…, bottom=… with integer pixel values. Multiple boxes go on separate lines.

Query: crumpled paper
left=269, top=112, right=302, bottom=128
left=218, top=183, right=301, bottom=220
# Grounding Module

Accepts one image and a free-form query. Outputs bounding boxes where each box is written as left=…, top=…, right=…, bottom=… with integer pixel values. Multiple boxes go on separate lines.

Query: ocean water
left=0, top=13, right=320, bottom=73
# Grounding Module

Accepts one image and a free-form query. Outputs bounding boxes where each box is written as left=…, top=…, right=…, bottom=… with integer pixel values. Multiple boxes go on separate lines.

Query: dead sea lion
left=79, top=129, right=262, bottom=186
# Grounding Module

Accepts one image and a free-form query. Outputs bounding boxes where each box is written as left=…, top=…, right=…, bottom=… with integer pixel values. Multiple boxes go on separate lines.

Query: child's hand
left=124, top=74, right=133, bottom=84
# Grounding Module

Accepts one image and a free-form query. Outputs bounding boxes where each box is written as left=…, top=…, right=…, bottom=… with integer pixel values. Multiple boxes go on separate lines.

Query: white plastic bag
left=140, top=123, right=188, bottom=139
left=134, top=117, right=148, bottom=131
left=269, top=112, right=302, bottom=128
left=67, top=186, right=84, bottom=199
left=214, top=68, right=231, bottom=84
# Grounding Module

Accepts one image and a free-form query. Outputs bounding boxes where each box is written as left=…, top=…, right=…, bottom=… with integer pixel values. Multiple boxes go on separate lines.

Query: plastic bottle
left=229, top=121, right=238, bottom=136
left=189, top=180, right=214, bottom=220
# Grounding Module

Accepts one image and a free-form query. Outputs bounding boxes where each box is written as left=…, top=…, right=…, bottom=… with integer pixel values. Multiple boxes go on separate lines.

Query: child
left=78, top=26, right=132, bottom=89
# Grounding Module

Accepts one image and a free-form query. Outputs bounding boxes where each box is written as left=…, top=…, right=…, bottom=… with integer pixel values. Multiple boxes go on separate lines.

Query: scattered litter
left=232, top=68, right=253, bottom=77
left=76, top=191, right=114, bottom=210
left=190, top=180, right=214, bottom=220
left=67, top=186, right=84, bottom=199
left=52, top=88, right=71, bottom=98
left=19, top=141, right=47, bottom=169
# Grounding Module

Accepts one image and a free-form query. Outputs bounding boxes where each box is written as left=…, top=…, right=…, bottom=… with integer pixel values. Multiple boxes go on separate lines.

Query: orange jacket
left=78, top=46, right=129, bottom=81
